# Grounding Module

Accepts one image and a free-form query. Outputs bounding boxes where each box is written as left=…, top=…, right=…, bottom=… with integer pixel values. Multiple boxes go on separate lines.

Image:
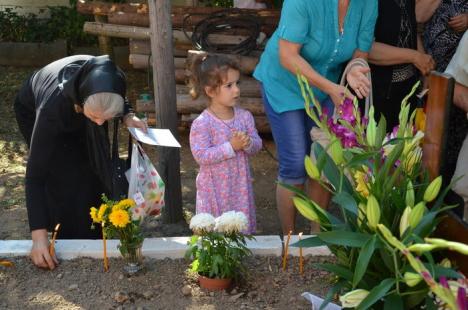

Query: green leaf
left=375, top=115, right=387, bottom=148
left=332, top=192, right=358, bottom=216
left=356, top=278, right=394, bottom=310
left=290, top=236, right=326, bottom=248
left=383, top=293, right=404, bottom=310
left=316, top=263, right=353, bottom=282
left=320, top=280, right=346, bottom=310
left=313, top=143, right=354, bottom=194
left=318, top=231, right=372, bottom=247
left=353, top=235, right=377, bottom=287
left=344, top=151, right=375, bottom=168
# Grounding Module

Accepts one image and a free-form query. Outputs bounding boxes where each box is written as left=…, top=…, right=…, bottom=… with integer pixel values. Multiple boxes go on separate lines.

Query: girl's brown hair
left=189, top=54, right=240, bottom=99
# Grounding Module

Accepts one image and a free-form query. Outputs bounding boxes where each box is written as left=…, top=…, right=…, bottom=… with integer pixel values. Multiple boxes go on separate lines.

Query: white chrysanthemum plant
left=189, top=213, right=216, bottom=235
left=186, top=211, right=254, bottom=280
left=214, top=211, right=248, bottom=234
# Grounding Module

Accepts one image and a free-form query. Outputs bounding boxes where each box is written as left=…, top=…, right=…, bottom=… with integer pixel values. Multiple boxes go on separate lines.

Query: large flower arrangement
left=186, top=211, right=254, bottom=280
left=288, top=75, right=468, bottom=309
left=90, top=195, right=144, bottom=260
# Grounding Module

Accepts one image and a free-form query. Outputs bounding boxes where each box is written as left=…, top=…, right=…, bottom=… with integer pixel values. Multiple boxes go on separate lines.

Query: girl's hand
left=448, top=13, right=468, bottom=32
left=30, top=229, right=58, bottom=270
left=230, top=131, right=250, bottom=151
left=346, top=65, right=371, bottom=99
left=124, top=113, right=148, bottom=133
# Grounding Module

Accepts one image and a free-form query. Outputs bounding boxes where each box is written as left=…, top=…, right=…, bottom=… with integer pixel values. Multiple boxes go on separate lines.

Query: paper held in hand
left=128, top=127, right=181, bottom=148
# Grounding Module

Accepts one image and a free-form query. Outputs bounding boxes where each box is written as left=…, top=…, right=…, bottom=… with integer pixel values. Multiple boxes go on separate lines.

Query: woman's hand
left=411, top=50, right=435, bottom=75
left=30, top=229, right=58, bottom=270
left=328, top=84, right=349, bottom=107
left=346, top=65, right=371, bottom=99
left=448, top=13, right=468, bottom=32
left=124, top=113, right=148, bottom=133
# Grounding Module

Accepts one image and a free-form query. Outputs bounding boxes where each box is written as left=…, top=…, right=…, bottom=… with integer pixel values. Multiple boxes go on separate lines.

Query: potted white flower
left=186, top=211, right=254, bottom=291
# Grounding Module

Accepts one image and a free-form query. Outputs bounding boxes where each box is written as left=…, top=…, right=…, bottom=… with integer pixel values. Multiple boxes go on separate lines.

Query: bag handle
left=338, top=57, right=373, bottom=118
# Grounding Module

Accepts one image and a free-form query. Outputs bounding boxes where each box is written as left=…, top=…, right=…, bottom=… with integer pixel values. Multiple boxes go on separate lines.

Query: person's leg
left=306, top=97, right=334, bottom=232
left=262, top=86, right=310, bottom=235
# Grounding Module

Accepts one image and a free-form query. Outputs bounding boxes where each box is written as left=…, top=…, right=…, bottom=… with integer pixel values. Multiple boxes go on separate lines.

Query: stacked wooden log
left=77, top=1, right=275, bottom=132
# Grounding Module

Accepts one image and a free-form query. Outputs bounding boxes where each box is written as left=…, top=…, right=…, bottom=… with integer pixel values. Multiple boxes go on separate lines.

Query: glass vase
left=119, top=240, right=144, bottom=275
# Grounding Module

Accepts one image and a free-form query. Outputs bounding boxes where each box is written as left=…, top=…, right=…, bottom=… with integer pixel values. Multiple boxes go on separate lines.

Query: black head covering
left=61, top=55, right=126, bottom=105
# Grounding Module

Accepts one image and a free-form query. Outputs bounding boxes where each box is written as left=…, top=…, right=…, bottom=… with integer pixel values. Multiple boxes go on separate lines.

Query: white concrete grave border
left=0, top=235, right=331, bottom=260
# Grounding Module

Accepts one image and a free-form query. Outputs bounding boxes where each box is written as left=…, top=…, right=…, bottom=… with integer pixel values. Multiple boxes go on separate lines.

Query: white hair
left=83, top=92, right=124, bottom=119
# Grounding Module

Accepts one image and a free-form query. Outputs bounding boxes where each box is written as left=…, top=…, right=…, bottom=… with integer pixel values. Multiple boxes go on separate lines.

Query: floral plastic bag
left=127, top=143, right=165, bottom=220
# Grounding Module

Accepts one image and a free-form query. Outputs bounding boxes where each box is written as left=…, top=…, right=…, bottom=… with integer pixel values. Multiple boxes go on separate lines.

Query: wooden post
left=94, top=15, right=113, bottom=57
left=148, top=0, right=184, bottom=223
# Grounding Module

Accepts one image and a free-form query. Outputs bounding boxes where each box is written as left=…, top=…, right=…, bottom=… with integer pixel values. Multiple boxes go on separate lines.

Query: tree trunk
left=148, top=0, right=183, bottom=223
left=129, top=54, right=186, bottom=70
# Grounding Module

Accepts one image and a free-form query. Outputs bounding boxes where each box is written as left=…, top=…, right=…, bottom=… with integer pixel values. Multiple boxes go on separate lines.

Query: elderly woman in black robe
left=14, top=55, right=146, bottom=269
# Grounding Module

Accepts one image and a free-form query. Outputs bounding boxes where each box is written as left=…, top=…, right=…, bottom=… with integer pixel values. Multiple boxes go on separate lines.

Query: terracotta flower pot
left=198, top=275, right=232, bottom=291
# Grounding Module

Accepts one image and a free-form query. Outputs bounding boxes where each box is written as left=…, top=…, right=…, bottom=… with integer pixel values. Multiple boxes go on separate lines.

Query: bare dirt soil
left=0, top=255, right=333, bottom=310
left=0, top=66, right=331, bottom=310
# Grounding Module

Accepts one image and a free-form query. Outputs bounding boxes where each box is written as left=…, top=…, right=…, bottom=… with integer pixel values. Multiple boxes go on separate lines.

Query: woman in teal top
left=253, top=0, right=377, bottom=234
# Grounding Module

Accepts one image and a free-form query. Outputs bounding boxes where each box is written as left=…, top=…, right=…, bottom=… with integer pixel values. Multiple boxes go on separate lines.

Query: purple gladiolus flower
left=440, top=276, right=449, bottom=288
left=339, top=98, right=355, bottom=124
left=457, top=287, right=467, bottom=310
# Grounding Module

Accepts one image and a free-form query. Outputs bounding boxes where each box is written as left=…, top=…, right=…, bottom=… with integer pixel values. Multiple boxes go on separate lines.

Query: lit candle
left=299, top=232, right=303, bottom=275
left=102, top=224, right=109, bottom=272
left=49, top=223, right=61, bottom=257
left=282, top=230, right=292, bottom=271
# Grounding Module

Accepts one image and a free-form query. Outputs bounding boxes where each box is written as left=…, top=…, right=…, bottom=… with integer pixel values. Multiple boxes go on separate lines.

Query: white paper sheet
left=128, top=127, right=181, bottom=148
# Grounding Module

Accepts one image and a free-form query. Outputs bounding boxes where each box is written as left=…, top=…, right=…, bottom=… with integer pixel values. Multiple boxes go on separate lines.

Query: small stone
left=118, top=274, right=124, bottom=280
left=209, top=292, right=214, bottom=297
left=114, top=291, right=129, bottom=304
left=247, top=290, right=257, bottom=299
left=230, top=288, right=238, bottom=295
left=137, top=307, right=144, bottom=310
left=289, top=296, right=297, bottom=303
left=229, top=292, right=244, bottom=302
left=56, top=273, right=63, bottom=279
left=181, top=285, right=192, bottom=296
left=68, top=284, right=78, bottom=291
left=143, top=291, right=153, bottom=300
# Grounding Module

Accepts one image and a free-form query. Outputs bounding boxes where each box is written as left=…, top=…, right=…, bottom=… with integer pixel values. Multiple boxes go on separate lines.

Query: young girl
left=189, top=55, right=262, bottom=234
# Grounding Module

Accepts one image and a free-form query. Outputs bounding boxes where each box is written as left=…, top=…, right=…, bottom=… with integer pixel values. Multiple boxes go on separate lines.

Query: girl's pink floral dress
left=189, top=107, right=262, bottom=233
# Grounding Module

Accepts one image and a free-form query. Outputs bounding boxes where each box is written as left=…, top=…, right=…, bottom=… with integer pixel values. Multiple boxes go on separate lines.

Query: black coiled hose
left=183, top=9, right=261, bottom=55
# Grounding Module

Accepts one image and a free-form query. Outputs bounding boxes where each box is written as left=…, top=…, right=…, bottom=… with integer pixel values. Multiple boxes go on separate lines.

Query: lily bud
left=423, top=176, right=442, bottom=203
left=425, top=238, right=468, bottom=255
left=404, top=272, right=422, bottom=287
left=293, top=197, right=319, bottom=222
left=409, top=202, right=426, bottom=229
left=406, top=181, right=415, bottom=207
left=339, top=289, right=369, bottom=308
left=304, top=155, right=320, bottom=180
left=399, top=206, right=411, bottom=237
left=366, top=106, right=377, bottom=147
left=439, top=258, right=451, bottom=268
left=407, top=243, right=438, bottom=254
left=366, top=195, right=380, bottom=230
left=329, top=137, right=344, bottom=165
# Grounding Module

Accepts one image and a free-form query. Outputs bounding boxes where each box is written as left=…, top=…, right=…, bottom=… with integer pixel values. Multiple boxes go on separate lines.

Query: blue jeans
left=261, top=85, right=334, bottom=185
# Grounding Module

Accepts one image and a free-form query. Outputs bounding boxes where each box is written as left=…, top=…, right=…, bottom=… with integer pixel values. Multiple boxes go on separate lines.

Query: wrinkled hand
left=448, top=13, right=468, bottom=32
left=346, top=65, right=371, bottom=99
left=412, top=51, right=435, bottom=76
left=30, top=229, right=58, bottom=270
left=124, top=114, right=148, bottom=133
left=230, top=131, right=250, bottom=151
left=329, top=84, right=350, bottom=107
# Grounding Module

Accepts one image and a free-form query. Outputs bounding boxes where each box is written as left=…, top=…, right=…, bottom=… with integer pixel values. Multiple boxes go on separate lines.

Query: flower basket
left=286, top=75, right=468, bottom=309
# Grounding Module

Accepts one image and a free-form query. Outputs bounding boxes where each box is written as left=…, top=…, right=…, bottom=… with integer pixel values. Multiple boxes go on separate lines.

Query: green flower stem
left=392, top=249, right=401, bottom=294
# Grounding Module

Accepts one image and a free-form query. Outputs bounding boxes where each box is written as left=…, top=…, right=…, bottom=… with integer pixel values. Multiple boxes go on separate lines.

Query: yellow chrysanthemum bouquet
left=90, top=195, right=144, bottom=273
left=285, top=75, right=468, bottom=309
